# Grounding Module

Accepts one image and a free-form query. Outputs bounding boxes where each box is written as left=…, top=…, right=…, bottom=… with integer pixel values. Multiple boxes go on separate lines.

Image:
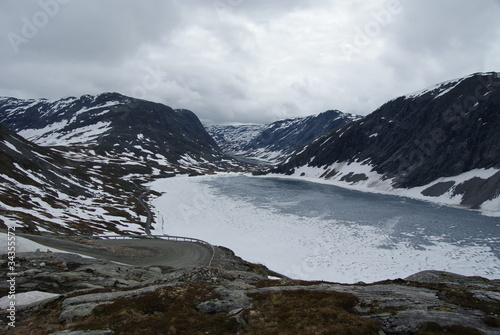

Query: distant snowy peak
left=272, top=72, right=500, bottom=212
left=206, top=110, right=360, bottom=164
left=206, top=124, right=265, bottom=153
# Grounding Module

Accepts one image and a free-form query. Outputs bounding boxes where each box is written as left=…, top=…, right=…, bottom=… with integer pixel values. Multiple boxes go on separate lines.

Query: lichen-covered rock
left=1, top=252, right=498, bottom=335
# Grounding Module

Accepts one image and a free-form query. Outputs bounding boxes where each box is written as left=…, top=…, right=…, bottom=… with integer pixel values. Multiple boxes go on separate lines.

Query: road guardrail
left=17, top=233, right=215, bottom=266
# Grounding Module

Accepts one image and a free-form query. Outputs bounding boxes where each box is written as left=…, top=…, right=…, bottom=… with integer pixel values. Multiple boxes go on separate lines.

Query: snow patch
left=2, top=140, right=22, bottom=154
left=19, top=121, right=112, bottom=146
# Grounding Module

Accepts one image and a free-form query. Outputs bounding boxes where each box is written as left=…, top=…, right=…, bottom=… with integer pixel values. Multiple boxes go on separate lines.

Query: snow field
left=287, top=163, right=500, bottom=216
left=149, top=174, right=500, bottom=283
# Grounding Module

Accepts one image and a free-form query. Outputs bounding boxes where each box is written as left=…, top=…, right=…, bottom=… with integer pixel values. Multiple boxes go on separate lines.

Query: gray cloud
left=1, top=0, right=499, bottom=124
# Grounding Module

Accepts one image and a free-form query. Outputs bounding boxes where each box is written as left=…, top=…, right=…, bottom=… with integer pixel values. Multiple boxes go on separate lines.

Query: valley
left=0, top=72, right=499, bottom=334
left=1, top=73, right=498, bottom=237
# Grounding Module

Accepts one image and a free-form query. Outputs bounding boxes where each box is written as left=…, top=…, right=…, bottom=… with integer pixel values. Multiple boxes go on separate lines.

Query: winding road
left=98, top=239, right=213, bottom=268
left=23, top=235, right=213, bottom=268
left=20, top=188, right=213, bottom=269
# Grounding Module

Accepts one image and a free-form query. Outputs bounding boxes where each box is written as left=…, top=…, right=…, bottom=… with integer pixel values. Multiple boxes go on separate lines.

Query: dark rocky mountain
left=0, top=124, right=89, bottom=197
left=1, top=80, right=499, bottom=335
left=271, top=72, right=500, bottom=210
left=0, top=93, right=238, bottom=176
left=0, top=123, right=150, bottom=234
left=0, top=93, right=247, bottom=234
left=206, top=110, right=359, bottom=164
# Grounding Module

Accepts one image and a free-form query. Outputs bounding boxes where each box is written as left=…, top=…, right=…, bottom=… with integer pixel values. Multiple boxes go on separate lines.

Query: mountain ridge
left=270, top=72, right=500, bottom=212
left=0, top=123, right=150, bottom=234
left=0, top=93, right=246, bottom=234
left=0, top=92, right=243, bottom=175
left=206, top=109, right=360, bottom=164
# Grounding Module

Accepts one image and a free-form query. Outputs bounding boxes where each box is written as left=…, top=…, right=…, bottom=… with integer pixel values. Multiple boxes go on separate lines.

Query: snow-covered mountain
left=271, top=72, right=500, bottom=213
left=205, top=124, right=266, bottom=161
left=206, top=110, right=359, bottom=164
left=0, top=93, right=246, bottom=234
left=0, top=123, right=150, bottom=234
left=0, top=93, right=241, bottom=176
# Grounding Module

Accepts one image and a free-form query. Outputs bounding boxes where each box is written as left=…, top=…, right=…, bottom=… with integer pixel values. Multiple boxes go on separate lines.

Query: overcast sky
left=1, top=0, right=499, bottom=124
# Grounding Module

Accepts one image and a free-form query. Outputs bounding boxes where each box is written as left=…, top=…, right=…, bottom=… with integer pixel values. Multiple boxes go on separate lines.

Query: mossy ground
left=9, top=284, right=382, bottom=335
left=72, top=283, right=235, bottom=334
left=244, top=289, right=380, bottom=335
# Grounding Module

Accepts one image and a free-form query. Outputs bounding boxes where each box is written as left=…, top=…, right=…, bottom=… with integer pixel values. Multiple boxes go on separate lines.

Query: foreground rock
left=1, top=250, right=499, bottom=334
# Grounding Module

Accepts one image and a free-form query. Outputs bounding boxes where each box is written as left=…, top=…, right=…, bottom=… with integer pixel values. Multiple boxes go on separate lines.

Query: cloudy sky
left=1, top=0, right=499, bottom=124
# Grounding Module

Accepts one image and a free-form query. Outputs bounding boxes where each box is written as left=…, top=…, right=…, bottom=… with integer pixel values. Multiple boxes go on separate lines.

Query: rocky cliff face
left=271, top=72, right=500, bottom=211
left=1, top=243, right=498, bottom=335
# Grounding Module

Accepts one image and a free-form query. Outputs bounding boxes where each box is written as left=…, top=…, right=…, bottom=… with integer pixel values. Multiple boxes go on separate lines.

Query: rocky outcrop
left=1, top=250, right=498, bottom=334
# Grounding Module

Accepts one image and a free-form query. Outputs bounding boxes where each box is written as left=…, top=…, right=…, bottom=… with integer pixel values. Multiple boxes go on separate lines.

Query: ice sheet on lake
left=149, top=174, right=500, bottom=283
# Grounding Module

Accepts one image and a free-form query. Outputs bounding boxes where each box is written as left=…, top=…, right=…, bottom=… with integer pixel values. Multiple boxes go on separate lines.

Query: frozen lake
left=150, top=174, right=500, bottom=283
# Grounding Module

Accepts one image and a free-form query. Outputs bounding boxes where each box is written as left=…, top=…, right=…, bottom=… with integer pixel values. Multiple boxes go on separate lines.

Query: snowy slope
left=0, top=95, right=121, bottom=146
left=205, top=124, right=265, bottom=153
left=272, top=72, right=500, bottom=213
left=0, top=124, right=148, bottom=234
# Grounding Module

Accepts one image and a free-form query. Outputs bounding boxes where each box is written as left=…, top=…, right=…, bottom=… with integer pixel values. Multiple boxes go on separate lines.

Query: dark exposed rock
left=1, top=251, right=498, bottom=335
left=0, top=93, right=225, bottom=167
left=271, top=72, right=500, bottom=209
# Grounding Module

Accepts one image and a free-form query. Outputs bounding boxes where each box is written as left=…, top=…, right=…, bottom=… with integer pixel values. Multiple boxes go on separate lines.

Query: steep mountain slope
left=0, top=93, right=239, bottom=176
left=206, top=110, right=359, bottom=164
left=271, top=72, right=500, bottom=212
left=0, top=124, right=146, bottom=234
left=0, top=93, right=248, bottom=234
